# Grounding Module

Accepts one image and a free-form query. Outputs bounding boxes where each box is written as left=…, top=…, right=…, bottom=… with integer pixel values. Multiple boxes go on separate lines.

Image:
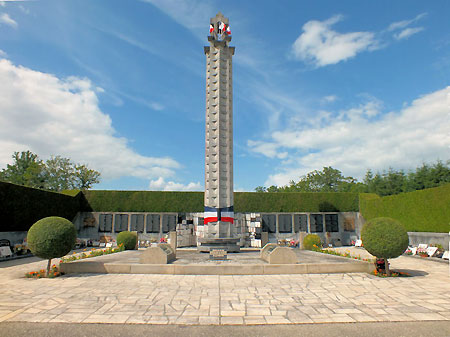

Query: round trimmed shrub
left=27, top=216, right=77, bottom=276
left=361, top=217, right=409, bottom=275
left=27, top=216, right=77, bottom=259
left=116, top=231, right=137, bottom=250
left=303, top=234, right=322, bottom=250
left=361, top=217, right=409, bottom=259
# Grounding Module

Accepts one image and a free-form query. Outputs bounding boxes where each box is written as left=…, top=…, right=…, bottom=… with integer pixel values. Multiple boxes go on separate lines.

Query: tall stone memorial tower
left=199, top=12, right=240, bottom=252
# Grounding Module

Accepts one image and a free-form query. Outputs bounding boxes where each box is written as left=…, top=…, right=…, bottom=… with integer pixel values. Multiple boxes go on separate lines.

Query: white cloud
left=0, top=49, right=6, bottom=57
left=0, top=59, right=181, bottom=181
left=292, top=15, right=379, bottom=67
left=394, top=27, right=425, bottom=40
left=388, top=13, right=426, bottom=41
left=247, top=140, right=288, bottom=159
left=149, top=177, right=201, bottom=191
left=140, top=0, right=213, bottom=34
left=388, top=13, right=427, bottom=31
left=0, top=13, right=17, bottom=28
left=248, top=87, right=450, bottom=187
left=322, top=95, right=337, bottom=104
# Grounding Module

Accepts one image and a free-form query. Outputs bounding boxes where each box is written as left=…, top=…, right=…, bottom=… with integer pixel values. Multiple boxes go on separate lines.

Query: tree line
left=0, top=150, right=101, bottom=191
left=255, top=160, right=450, bottom=196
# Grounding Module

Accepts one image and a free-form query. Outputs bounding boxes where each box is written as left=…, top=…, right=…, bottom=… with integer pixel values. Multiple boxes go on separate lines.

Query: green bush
left=303, top=234, right=322, bottom=250
left=27, top=216, right=77, bottom=276
left=359, top=184, right=450, bottom=232
left=82, top=190, right=359, bottom=213
left=116, top=231, right=137, bottom=250
left=361, top=217, right=409, bottom=275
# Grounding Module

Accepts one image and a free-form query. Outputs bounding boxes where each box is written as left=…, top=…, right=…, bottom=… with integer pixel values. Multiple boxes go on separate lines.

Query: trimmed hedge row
left=5, top=181, right=447, bottom=233
left=82, top=191, right=204, bottom=212
left=0, top=181, right=90, bottom=232
left=234, top=192, right=359, bottom=212
left=82, top=190, right=360, bottom=213
left=360, top=184, right=450, bottom=233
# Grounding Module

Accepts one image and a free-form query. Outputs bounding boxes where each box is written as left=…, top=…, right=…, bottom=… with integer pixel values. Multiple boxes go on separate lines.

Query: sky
left=0, top=0, right=449, bottom=192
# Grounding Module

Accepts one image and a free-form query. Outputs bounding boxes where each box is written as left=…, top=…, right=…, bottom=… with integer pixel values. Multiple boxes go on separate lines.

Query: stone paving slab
left=0, top=250, right=448, bottom=325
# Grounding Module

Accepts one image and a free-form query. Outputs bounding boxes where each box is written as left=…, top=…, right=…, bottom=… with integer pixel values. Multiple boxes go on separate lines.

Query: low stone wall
left=0, top=231, right=27, bottom=245
left=408, top=232, right=449, bottom=248
left=61, top=261, right=373, bottom=275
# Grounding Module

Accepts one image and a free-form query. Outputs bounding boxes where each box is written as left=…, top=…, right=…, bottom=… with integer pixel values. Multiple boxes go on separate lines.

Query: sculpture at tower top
left=208, top=11, right=232, bottom=41
left=199, top=13, right=239, bottom=252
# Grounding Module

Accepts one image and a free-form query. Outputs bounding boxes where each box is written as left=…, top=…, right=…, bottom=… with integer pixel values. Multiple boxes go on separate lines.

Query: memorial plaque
left=442, top=251, right=449, bottom=260
left=210, top=249, right=227, bottom=260
left=426, top=246, right=438, bottom=257
left=310, top=214, right=324, bottom=233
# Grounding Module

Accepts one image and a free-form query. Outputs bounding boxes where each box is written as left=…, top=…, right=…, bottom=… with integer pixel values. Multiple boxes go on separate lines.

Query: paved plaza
left=0, top=249, right=449, bottom=326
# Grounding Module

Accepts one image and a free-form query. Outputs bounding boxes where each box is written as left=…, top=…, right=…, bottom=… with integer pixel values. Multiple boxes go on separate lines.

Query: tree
left=254, top=161, right=449, bottom=196
left=27, top=216, right=77, bottom=276
left=0, top=151, right=47, bottom=188
left=266, top=185, right=279, bottom=192
left=0, top=150, right=101, bottom=191
left=73, top=164, right=101, bottom=190
left=361, top=217, right=409, bottom=276
left=280, top=167, right=358, bottom=193
left=45, top=156, right=76, bottom=191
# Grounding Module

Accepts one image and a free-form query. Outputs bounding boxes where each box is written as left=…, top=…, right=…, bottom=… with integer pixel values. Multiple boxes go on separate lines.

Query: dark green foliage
left=257, top=167, right=359, bottom=193
left=82, top=190, right=359, bottom=213
left=235, top=192, right=359, bottom=212
left=0, top=151, right=47, bottom=189
left=363, top=160, right=450, bottom=196
left=257, top=160, right=450, bottom=197
left=116, top=231, right=137, bottom=250
left=361, top=217, right=409, bottom=259
left=360, top=184, right=450, bottom=232
left=0, top=151, right=101, bottom=192
left=0, top=181, right=89, bottom=232
left=303, top=234, right=322, bottom=250
left=27, top=217, right=77, bottom=259
left=82, top=191, right=205, bottom=212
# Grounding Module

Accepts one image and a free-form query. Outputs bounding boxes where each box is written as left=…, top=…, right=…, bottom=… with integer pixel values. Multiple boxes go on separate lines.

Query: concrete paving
left=0, top=248, right=448, bottom=326
left=1, top=321, right=450, bottom=337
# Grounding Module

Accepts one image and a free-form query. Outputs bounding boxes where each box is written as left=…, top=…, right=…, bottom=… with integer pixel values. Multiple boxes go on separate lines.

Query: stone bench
left=139, top=243, right=176, bottom=264
left=260, top=243, right=298, bottom=264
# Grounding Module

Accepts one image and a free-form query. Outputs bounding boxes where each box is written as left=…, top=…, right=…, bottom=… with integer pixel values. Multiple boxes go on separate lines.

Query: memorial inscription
left=210, top=249, right=227, bottom=260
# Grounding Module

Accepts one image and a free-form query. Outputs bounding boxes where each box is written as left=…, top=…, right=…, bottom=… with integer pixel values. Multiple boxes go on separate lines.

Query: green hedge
left=360, top=184, right=450, bottom=233
left=82, top=191, right=204, bottom=212
left=0, top=181, right=90, bottom=232
left=82, top=190, right=359, bottom=213
left=234, top=192, right=359, bottom=212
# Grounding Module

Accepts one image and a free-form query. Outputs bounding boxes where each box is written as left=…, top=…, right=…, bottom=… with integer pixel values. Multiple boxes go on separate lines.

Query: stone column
left=199, top=12, right=239, bottom=252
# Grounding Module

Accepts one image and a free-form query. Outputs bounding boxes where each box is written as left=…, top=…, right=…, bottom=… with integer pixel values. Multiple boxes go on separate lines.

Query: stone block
left=260, top=243, right=298, bottom=264
left=261, top=232, right=269, bottom=247
left=169, top=231, right=177, bottom=251
left=139, top=244, right=175, bottom=264
left=267, top=247, right=298, bottom=264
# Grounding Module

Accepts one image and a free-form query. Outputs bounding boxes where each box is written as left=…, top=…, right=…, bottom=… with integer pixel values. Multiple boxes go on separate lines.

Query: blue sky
left=0, top=0, right=449, bottom=191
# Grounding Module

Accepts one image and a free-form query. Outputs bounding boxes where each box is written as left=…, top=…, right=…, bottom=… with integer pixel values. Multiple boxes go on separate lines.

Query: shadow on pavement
left=394, top=269, right=429, bottom=277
